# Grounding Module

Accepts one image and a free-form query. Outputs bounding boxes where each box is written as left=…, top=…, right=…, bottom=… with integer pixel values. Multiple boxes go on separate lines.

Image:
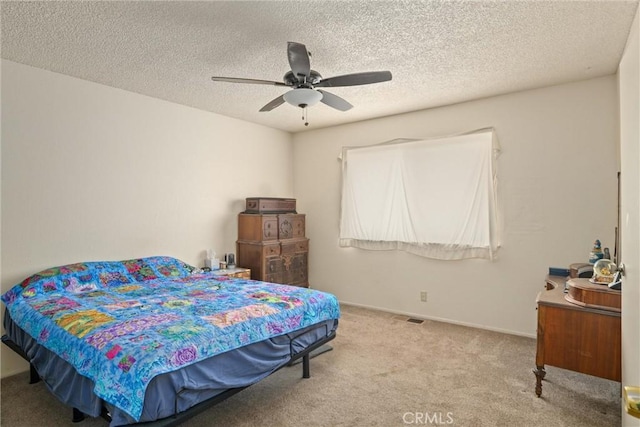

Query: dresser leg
left=534, top=365, right=546, bottom=397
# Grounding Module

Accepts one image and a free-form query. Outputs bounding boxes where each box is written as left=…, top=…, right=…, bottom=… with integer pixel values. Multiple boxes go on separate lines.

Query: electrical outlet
left=420, top=291, right=427, bottom=302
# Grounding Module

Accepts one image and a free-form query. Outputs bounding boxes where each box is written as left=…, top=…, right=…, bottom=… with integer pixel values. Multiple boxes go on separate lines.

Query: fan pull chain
left=302, top=107, right=309, bottom=126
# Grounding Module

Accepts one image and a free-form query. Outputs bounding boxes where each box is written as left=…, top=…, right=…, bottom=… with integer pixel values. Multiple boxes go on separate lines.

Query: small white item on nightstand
left=205, top=250, right=220, bottom=270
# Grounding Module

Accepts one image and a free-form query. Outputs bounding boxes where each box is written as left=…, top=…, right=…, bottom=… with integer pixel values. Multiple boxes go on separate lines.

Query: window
left=339, top=129, right=500, bottom=260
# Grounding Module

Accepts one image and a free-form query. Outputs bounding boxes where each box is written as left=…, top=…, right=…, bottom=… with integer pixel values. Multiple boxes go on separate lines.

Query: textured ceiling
left=2, top=1, right=638, bottom=133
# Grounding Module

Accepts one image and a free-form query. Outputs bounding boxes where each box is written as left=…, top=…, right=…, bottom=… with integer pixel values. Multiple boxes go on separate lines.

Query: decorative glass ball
left=592, top=259, right=617, bottom=283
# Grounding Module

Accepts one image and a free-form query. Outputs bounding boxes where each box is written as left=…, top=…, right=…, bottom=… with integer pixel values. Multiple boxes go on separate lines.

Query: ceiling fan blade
left=211, top=76, right=288, bottom=86
left=259, top=94, right=286, bottom=112
left=318, top=89, right=353, bottom=111
left=315, top=71, right=392, bottom=88
left=287, top=42, right=311, bottom=80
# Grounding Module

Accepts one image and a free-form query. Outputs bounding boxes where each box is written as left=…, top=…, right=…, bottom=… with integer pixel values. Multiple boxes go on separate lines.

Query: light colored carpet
left=0, top=304, right=621, bottom=426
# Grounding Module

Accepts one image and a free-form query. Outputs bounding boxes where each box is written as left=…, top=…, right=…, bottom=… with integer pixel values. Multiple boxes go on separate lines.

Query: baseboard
left=339, top=300, right=536, bottom=339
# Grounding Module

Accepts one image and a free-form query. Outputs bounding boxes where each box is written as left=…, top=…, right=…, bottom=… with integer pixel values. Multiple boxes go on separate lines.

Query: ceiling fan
left=211, top=42, right=392, bottom=125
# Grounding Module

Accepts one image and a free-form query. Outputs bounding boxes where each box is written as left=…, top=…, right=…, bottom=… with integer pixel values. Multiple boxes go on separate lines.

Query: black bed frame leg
left=29, top=363, right=40, bottom=384
left=302, top=354, right=310, bottom=378
left=72, top=408, right=85, bottom=423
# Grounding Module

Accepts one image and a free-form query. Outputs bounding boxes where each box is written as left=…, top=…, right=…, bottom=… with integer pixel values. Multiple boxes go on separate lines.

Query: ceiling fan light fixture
left=283, top=88, right=323, bottom=108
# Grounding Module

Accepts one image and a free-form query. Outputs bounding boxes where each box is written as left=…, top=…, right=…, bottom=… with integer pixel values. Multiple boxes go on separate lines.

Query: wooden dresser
left=236, top=212, right=309, bottom=287
left=534, top=276, right=621, bottom=397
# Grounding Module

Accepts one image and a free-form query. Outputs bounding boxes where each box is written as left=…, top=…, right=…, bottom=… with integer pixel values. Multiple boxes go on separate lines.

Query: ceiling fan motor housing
left=284, top=70, right=322, bottom=87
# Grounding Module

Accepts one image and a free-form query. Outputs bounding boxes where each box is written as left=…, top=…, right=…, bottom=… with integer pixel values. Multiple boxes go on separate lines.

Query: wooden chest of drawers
left=237, top=212, right=309, bottom=288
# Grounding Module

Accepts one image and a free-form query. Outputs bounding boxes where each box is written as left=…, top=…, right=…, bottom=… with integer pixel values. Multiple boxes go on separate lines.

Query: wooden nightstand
left=211, top=267, right=251, bottom=280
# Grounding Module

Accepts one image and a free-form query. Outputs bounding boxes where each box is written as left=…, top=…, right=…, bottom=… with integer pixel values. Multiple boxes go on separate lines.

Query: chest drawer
left=262, top=243, right=281, bottom=257
left=238, top=214, right=279, bottom=241
left=281, top=238, right=309, bottom=254
left=265, top=253, right=308, bottom=287
left=278, top=214, right=305, bottom=239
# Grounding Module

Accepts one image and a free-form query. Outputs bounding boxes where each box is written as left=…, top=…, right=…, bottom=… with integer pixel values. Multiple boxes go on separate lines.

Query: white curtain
left=339, top=129, right=501, bottom=260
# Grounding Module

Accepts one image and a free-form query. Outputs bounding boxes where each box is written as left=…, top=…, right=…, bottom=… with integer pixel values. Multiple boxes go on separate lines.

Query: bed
left=1, top=256, right=339, bottom=426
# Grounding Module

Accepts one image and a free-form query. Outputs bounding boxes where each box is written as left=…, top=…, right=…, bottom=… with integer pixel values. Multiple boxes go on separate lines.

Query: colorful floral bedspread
left=1, top=256, right=340, bottom=421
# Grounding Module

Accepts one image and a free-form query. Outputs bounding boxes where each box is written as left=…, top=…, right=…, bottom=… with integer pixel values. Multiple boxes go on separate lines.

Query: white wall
left=293, top=76, right=619, bottom=337
left=0, top=60, right=293, bottom=377
left=618, top=6, right=640, bottom=427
